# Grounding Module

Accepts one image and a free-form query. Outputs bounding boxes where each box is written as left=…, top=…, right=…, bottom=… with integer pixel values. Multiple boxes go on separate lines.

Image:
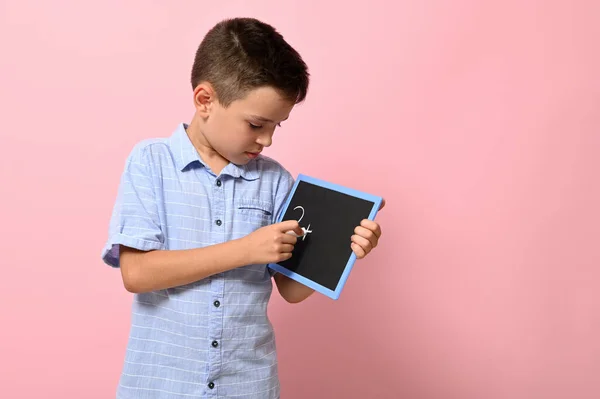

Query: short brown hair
left=191, top=18, right=310, bottom=107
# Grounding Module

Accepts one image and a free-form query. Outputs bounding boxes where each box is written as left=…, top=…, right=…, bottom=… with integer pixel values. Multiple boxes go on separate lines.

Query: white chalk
left=286, top=225, right=312, bottom=241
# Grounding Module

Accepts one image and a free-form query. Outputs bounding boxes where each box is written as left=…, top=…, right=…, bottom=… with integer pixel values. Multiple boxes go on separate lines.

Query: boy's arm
left=119, top=219, right=303, bottom=293
left=119, top=240, right=248, bottom=293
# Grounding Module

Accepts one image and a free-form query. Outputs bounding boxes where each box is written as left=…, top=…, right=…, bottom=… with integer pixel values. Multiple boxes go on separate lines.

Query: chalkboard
left=268, top=174, right=383, bottom=300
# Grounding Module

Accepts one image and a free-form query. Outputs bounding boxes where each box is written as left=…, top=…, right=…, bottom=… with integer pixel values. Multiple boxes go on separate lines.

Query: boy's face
left=195, top=85, right=295, bottom=166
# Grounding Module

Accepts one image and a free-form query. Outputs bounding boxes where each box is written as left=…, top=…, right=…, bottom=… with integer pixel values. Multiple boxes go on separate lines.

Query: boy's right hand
left=243, top=220, right=304, bottom=264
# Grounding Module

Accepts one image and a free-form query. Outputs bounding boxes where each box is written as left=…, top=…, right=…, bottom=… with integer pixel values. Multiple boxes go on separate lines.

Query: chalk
left=286, top=225, right=312, bottom=241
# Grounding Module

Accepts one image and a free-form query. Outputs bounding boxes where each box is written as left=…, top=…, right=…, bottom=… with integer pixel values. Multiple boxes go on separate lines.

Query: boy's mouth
left=245, top=151, right=261, bottom=159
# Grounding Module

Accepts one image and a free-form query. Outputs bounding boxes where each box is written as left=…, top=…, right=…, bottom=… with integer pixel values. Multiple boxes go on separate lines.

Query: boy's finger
left=360, top=219, right=381, bottom=238
left=351, top=234, right=371, bottom=253
left=277, top=220, right=300, bottom=232
left=281, top=233, right=298, bottom=245
left=379, top=198, right=386, bottom=210
left=351, top=242, right=366, bottom=259
left=281, top=220, right=304, bottom=237
left=280, top=244, right=295, bottom=253
left=354, top=225, right=377, bottom=248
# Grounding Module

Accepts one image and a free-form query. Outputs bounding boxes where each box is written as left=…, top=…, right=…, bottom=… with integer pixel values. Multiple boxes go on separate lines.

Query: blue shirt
left=101, top=123, right=294, bottom=398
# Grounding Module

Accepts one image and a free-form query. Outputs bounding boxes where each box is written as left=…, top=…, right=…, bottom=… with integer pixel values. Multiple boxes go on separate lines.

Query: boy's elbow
left=122, top=277, right=142, bottom=294
left=280, top=289, right=312, bottom=303
left=120, top=262, right=142, bottom=293
left=274, top=274, right=314, bottom=303
left=282, top=295, right=308, bottom=304
left=119, top=246, right=145, bottom=293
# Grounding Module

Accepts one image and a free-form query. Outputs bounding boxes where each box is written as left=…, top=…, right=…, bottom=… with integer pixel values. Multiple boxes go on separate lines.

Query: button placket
left=207, top=173, right=225, bottom=385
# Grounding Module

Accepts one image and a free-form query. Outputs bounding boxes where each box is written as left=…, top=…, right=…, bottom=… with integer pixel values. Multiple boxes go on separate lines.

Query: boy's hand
left=243, top=220, right=304, bottom=264
left=351, top=199, right=385, bottom=259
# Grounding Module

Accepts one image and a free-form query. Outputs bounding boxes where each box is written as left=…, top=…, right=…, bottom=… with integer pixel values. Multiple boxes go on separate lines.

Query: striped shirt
left=101, top=123, right=294, bottom=398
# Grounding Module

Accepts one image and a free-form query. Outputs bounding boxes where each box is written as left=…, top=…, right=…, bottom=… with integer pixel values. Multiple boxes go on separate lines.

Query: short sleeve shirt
left=101, top=123, right=294, bottom=398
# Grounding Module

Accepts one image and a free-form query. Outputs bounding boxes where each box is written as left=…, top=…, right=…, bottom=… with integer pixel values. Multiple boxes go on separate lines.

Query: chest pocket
left=236, top=198, right=273, bottom=226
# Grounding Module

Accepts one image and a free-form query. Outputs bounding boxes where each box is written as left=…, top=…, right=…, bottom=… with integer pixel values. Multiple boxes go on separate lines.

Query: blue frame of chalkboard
left=267, top=174, right=383, bottom=300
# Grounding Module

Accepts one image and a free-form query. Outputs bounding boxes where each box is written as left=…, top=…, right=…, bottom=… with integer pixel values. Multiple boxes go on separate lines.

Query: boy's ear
left=193, top=82, right=216, bottom=116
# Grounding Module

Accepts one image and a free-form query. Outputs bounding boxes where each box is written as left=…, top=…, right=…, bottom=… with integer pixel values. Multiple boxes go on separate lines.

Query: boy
left=102, top=17, right=383, bottom=398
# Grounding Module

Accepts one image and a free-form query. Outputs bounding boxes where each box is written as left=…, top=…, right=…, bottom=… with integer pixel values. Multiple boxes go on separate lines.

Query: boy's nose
left=257, top=132, right=273, bottom=147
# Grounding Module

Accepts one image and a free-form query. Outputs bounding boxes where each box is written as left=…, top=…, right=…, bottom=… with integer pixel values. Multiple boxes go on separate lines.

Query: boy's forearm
left=120, top=238, right=251, bottom=293
left=273, top=273, right=315, bottom=303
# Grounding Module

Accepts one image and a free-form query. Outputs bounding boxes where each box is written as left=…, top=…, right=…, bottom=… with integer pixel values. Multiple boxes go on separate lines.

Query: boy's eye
left=249, top=122, right=282, bottom=129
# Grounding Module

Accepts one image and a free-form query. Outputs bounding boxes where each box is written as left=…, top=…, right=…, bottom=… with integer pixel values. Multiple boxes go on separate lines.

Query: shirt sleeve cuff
left=101, top=233, right=164, bottom=268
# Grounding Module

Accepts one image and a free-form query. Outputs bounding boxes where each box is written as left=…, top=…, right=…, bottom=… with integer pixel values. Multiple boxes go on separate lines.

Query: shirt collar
left=169, top=123, right=260, bottom=180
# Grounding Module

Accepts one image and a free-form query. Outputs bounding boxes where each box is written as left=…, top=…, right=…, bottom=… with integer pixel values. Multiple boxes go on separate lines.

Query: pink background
left=1, top=1, right=599, bottom=398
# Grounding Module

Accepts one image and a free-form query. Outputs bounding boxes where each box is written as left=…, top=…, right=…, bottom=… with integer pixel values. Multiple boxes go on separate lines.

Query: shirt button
left=216, top=179, right=222, bottom=187
left=215, top=219, right=222, bottom=226
left=208, top=382, right=215, bottom=389
left=212, top=340, right=219, bottom=348
left=213, top=300, right=220, bottom=307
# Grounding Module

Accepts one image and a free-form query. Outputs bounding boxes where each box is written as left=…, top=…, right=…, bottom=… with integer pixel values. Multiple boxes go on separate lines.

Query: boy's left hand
left=351, top=199, right=385, bottom=259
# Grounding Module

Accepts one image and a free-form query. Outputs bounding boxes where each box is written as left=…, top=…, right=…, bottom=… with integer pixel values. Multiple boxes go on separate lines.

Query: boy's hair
left=191, top=18, right=309, bottom=107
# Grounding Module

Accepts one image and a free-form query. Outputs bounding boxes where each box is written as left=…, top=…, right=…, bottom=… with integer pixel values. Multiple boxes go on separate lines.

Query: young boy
left=102, top=17, right=383, bottom=398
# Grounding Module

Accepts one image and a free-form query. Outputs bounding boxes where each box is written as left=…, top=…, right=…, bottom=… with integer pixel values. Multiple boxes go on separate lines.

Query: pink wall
left=2, top=1, right=599, bottom=398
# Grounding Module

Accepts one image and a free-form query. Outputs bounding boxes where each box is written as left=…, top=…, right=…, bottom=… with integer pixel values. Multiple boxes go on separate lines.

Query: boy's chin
left=217, top=151, right=252, bottom=166
left=230, top=156, right=251, bottom=166
left=236, top=152, right=260, bottom=164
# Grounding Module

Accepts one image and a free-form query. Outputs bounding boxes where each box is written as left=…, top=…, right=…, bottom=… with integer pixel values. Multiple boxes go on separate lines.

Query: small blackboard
left=268, top=174, right=382, bottom=300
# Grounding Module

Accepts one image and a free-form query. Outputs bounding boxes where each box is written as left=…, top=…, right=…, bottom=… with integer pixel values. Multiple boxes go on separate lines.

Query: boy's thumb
left=279, top=220, right=302, bottom=234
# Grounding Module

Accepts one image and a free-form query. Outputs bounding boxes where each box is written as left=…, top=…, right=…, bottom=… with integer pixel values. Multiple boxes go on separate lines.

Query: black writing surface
left=275, top=180, right=375, bottom=291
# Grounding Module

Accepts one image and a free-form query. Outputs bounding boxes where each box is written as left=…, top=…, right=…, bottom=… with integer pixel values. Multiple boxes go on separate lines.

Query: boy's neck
left=185, top=118, right=229, bottom=176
